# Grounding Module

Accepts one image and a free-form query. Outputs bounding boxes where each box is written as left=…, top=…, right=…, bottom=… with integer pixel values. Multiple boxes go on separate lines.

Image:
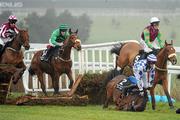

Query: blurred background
left=1, top=0, right=180, bottom=45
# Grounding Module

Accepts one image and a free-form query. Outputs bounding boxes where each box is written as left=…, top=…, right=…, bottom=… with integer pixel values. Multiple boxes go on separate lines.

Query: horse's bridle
left=155, top=52, right=177, bottom=72
left=7, top=33, right=24, bottom=52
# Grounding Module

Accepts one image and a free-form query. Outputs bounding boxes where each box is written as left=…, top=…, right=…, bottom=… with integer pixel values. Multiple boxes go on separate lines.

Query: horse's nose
left=173, top=59, right=177, bottom=65
left=25, top=45, right=30, bottom=50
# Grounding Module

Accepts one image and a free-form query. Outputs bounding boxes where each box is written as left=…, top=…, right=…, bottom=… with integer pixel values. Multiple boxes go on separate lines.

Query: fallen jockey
left=116, top=76, right=138, bottom=96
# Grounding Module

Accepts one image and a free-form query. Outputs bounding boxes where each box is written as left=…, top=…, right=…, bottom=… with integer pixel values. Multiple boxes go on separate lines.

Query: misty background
left=0, top=0, right=180, bottom=45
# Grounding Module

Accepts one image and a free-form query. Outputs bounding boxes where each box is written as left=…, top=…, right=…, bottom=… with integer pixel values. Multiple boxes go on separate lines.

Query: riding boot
left=0, top=44, right=4, bottom=57
left=40, top=48, right=52, bottom=62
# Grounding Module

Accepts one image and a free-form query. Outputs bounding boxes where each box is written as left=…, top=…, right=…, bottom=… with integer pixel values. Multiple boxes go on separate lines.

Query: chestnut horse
left=0, top=29, right=30, bottom=70
left=28, top=29, right=81, bottom=95
left=103, top=74, right=148, bottom=111
left=111, top=40, right=177, bottom=110
left=0, top=66, right=25, bottom=104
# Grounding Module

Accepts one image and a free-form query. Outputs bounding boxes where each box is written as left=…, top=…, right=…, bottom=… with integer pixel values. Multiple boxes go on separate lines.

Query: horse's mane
left=111, top=43, right=125, bottom=55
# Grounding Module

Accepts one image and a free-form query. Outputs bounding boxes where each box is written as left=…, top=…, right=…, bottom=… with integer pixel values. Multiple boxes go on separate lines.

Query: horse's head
left=18, top=29, right=30, bottom=50
left=65, top=29, right=82, bottom=51
left=163, top=40, right=177, bottom=65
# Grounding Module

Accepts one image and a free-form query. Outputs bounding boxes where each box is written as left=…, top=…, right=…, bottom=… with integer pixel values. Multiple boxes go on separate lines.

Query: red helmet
left=8, top=15, right=18, bottom=23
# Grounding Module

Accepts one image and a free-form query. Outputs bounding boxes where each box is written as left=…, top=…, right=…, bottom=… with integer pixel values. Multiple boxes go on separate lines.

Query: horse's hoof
left=103, top=105, right=107, bottom=109
left=170, top=106, right=174, bottom=109
left=53, top=92, right=59, bottom=96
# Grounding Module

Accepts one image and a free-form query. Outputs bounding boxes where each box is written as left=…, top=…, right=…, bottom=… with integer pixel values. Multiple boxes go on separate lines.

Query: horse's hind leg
left=37, top=72, right=47, bottom=96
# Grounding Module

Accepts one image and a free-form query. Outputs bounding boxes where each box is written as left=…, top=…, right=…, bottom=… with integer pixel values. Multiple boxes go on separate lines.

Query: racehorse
left=0, top=66, right=25, bottom=104
left=28, top=29, right=81, bottom=96
left=111, top=40, right=177, bottom=110
left=0, top=29, right=30, bottom=70
left=0, top=66, right=24, bottom=84
left=103, top=74, right=148, bottom=111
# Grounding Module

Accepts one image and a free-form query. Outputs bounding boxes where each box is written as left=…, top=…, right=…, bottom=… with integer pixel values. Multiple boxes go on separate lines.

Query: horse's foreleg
left=37, top=72, right=47, bottom=96
left=51, top=73, right=60, bottom=95
left=103, top=88, right=111, bottom=109
left=162, top=79, right=174, bottom=109
left=16, top=61, right=26, bottom=70
left=150, top=87, right=156, bottom=110
left=66, top=71, right=74, bottom=89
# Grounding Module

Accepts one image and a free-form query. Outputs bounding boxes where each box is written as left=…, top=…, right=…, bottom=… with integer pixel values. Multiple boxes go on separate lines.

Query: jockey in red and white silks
left=140, top=17, right=164, bottom=53
left=0, top=15, right=19, bottom=47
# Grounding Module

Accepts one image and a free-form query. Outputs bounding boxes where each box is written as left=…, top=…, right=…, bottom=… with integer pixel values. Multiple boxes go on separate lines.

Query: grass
left=0, top=102, right=180, bottom=120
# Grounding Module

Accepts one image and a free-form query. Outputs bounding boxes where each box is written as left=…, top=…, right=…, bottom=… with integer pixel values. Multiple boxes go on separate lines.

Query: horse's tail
left=28, top=65, right=35, bottom=76
left=110, top=42, right=125, bottom=55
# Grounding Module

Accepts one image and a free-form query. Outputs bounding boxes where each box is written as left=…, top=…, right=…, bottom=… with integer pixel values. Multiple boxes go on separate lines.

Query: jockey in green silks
left=139, top=17, right=164, bottom=56
left=40, top=24, right=70, bottom=62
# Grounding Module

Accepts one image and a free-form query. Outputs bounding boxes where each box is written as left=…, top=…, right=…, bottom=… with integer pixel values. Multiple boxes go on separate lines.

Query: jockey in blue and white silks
left=132, top=54, right=157, bottom=91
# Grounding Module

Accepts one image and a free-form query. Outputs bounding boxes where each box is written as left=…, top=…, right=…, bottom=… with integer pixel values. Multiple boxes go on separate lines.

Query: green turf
left=0, top=102, right=180, bottom=120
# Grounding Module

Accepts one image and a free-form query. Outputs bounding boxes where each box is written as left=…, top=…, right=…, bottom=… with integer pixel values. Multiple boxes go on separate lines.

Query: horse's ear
left=69, top=28, right=72, bottom=34
left=75, top=29, right=78, bottom=34
left=165, top=40, right=168, bottom=46
left=171, top=40, right=173, bottom=45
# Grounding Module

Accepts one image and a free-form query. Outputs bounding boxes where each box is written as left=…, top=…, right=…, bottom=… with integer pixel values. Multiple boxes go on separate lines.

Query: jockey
left=0, top=15, right=19, bottom=53
left=40, top=24, right=70, bottom=62
left=140, top=17, right=164, bottom=56
left=122, top=54, right=157, bottom=96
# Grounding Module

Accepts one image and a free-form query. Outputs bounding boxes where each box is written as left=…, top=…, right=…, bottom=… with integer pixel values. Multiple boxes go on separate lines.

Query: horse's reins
left=55, top=56, right=72, bottom=62
left=155, top=53, right=177, bottom=72
left=6, top=33, right=23, bottom=52
left=55, top=39, right=81, bottom=62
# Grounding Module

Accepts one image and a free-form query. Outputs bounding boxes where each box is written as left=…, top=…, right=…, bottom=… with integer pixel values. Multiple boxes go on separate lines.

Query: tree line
left=0, top=9, right=92, bottom=43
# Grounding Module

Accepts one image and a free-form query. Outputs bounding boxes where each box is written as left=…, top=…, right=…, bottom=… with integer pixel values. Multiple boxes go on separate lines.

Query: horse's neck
left=156, top=48, right=167, bottom=68
left=10, top=34, right=22, bottom=51
left=61, top=44, right=72, bottom=60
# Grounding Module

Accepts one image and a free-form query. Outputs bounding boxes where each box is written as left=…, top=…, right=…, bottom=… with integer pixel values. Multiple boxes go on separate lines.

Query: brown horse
left=0, top=66, right=25, bottom=84
left=0, top=66, right=25, bottom=104
left=28, top=29, right=81, bottom=95
left=111, top=40, right=177, bottom=110
left=103, top=74, right=148, bottom=111
left=0, top=29, right=30, bottom=69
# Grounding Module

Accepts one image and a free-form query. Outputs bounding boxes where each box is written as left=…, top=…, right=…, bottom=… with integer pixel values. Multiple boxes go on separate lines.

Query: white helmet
left=150, top=17, right=160, bottom=24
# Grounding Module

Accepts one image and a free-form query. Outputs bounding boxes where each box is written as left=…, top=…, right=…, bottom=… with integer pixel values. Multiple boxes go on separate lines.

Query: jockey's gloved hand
left=58, top=42, right=64, bottom=46
left=8, top=34, right=14, bottom=38
left=139, top=91, right=144, bottom=96
left=152, top=47, right=156, bottom=51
